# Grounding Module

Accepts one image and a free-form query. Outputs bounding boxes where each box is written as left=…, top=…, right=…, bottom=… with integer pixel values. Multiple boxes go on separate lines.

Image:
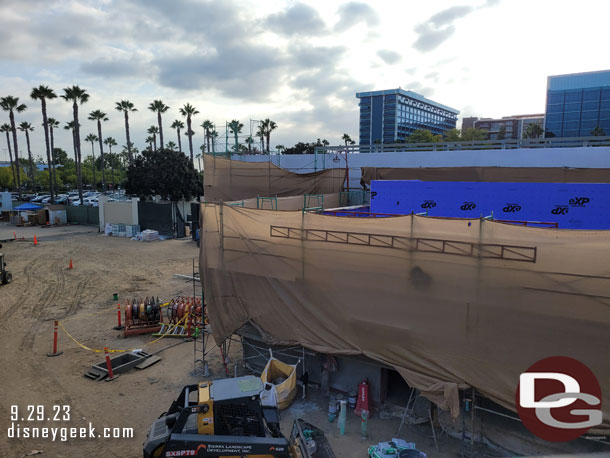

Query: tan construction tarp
left=227, top=193, right=340, bottom=211
left=204, top=155, right=346, bottom=202
left=200, top=204, right=610, bottom=430
left=361, top=166, right=610, bottom=185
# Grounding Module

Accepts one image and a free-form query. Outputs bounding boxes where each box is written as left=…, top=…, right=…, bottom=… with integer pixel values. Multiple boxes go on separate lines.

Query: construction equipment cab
left=143, top=375, right=291, bottom=457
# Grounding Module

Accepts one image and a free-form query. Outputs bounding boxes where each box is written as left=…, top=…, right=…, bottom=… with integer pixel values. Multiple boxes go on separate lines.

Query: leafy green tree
left=523, top=123, right=544, bottom=139
left=591, top=125, right=606, bottom=136
left=461, top=127, right=488, bottom=141
left=31, top=85, right=57, bottom=201
left=497, top=126, right=506, bottom=140
left=104, top=137, right=118, bottom=188
left=126, top=149, right=202, bottom=201
left=0, top=95, right=26, bottom=198
left=53, top=147, right=70, bottom=166
left=115, top=100, right=137, bottom=165
left=147, top=125, right=159, bottom=151
left=0, top=123, right=16, bottom=189
left=148, top=100, right=169, bottom=149
left=407, top=129, right=442, bottom=143
left=85, top=133, right=98, bottom=189
left=18, top=121, right=35, bottom=180
left=443, top=128, right=461, bottom=142
left=62, top=86, right=89, bottom=202
left=201, top=120, right=214, bottom=153
left=179, top=103, right=199, bottom=162
left=228, top=119, right=243, bottom=153
left=170, top=120, right=184, bottom=152
left=48, top=118, right=60, bottom=189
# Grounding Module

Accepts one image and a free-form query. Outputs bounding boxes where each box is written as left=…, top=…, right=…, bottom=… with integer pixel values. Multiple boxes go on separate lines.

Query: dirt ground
left=0, top=225, right=466, bottom=458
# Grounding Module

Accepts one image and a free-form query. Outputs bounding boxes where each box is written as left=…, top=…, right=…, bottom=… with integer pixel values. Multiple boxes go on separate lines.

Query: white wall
left=232, top=146, right=610, bottom=187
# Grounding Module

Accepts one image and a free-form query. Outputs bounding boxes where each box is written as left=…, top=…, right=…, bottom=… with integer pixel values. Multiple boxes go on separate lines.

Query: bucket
left=113, top=293, right=119, bottom=301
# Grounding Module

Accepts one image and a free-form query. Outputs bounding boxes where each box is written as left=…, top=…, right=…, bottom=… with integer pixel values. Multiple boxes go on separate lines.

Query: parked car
left=32, top=195, right=50, bottom=203
left=22, top=193, right=37, bottom=201
left=55, top=195, right=68, bottom=204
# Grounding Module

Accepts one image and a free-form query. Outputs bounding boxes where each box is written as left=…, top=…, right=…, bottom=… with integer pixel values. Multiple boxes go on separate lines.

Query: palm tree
left=0, top=96, right=26, bottom=199
left=115, top=100, right=137, bottom=165
left=88, top=110, right=109, bottom=193
left=166, top=141, right=177, bottom=151
left=18, top=122, right=35, bottom=180
left=48, top=117, right=60, bottom=191
left=104, top=137, right=117, bottom=189
left=148, top=100, right=169, bottom=150
left=256, top=123, right=265, bottom=153
left=62, top=86, right=89, bottom=203
left=170, top=120, right=185, bottom=152
left=85, top=133, right=98, bottom=189
left=31, top=85, right=57, bottom=201
left=245, top=135, right=254, bottom=153
left=179, top=103, right=199, bottom=161
left=228, top=120, right=243, bottom=153
left=145, top=136, right=155, bottom=151
left=210, top=130, right=218, bottom=153
left=64, top=122, right=78, bottom=183
left=201, top=120, right=214, bottom=154
left=0, top=123, right=16, bottom=190
left=341, top=133, right=354, bottom=147
left=262, top=119, right=277, bottom=153
left=147, top=125, right=159, bottom=151
left=275, top=144, right=285, bottom=154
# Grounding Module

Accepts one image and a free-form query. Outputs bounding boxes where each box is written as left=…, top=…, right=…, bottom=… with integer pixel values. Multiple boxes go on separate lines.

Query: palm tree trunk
left=177, top=128, right=182, bottom=153
left=110, top=147, right=115, bottom=188
left=97, top=120, right=106, bottom=193
left=124, top=110, right=132, bottom=164
left=157, top=112, right=164, bottom=150
left=206, top=130, right=210, bottom=153
left=234, top=133, right=238, bottom=154
left=266, top=132, right=271, bottom=153
left=187, top=116, right=194, bottom=162
left=4, top=131, right=16, bottom=191
left=9, top=112, right=22, bottom=199
left=41, top=98, right=55, bottom=203
left=153, top=135, right=157, bottom=152
left=50, top=126, right=58, bottom=194
left=25, top=130, right=34, bottom=179
left=72, top=101, right=84, bottom=204
left=71, top=129, right=78, bottom=189
left=90, top=142, right=97, bottom=189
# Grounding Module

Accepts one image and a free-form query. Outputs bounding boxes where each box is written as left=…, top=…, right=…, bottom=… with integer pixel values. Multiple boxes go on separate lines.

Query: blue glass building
left=545, top=70, right=610, bottom=137
left=356, top=88, right=459, bottom=145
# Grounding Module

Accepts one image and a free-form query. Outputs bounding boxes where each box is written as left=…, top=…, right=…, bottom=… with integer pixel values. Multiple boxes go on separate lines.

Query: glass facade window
left=545, top=71, right=610, bottom=137
left=356, top=89, right=458, bottom=145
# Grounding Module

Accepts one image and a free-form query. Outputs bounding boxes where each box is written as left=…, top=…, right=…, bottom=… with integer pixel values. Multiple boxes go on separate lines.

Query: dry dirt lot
left=0, top=228, right=461, bottom=458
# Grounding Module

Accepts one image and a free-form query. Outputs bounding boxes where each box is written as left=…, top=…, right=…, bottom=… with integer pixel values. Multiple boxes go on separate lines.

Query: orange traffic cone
left=33, top=235, right=38, bottom=246
left=68, top=259, right=73, bottom=269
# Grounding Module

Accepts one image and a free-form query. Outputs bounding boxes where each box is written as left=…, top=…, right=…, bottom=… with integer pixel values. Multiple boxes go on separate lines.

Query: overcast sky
left=0, top=0, right=608, bottom=162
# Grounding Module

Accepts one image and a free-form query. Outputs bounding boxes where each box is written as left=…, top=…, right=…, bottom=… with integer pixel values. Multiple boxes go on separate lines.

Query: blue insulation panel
left=370, top=180, right=610, bottom=229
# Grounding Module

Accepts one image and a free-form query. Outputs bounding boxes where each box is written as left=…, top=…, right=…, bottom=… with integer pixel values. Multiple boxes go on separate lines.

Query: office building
left=356, top=88, right=459, bottom=145
left=470, top=114, right=545, bottom=140
left=545, top=70, right=610, bottom=137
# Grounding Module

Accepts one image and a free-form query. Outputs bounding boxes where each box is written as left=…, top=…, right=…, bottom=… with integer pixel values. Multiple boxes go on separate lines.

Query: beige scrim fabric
left=361, top=166, right=610, bottom=184
left=200, top=204, right=610, bottom=429
left=204, top=154, right=346, bottom=201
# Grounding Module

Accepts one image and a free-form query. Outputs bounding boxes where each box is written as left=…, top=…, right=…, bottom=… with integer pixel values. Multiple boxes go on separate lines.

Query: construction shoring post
left=104, top=347, right=119, bottom=381
left=46, top=320, right=63, bottom=357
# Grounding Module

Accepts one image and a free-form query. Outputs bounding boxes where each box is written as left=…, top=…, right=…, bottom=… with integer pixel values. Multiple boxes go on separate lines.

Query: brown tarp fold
left=361, top=166, right=610, bottom=184
left=204, top=154, right=346, bottom=201
left=200, top=204, right=610, bottom=429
